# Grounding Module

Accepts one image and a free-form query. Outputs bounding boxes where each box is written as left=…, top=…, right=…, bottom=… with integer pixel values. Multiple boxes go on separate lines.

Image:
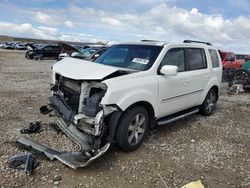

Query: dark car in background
left=25, top=44, right=62, bottom=60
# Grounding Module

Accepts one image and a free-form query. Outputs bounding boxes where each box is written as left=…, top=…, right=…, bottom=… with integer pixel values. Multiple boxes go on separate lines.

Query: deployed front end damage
left=18, top=75, right=119, bottom=169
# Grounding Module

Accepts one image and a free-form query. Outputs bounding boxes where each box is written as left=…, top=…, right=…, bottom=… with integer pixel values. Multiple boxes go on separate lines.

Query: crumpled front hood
left=53, top=57, right=120, bottom=80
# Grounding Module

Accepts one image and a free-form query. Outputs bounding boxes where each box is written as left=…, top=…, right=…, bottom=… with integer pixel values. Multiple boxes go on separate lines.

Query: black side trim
left=106, top=110, right=123, bottom=143
left=162, top=89, right=204, bottom=102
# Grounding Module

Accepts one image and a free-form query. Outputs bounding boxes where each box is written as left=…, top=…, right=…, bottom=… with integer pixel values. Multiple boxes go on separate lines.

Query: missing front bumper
left=17, top=118, right=110, bottom=169
left=17, top=137, right=110, bottom=169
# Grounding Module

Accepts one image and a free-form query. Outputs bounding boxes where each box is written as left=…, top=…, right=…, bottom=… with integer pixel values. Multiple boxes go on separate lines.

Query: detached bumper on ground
left=17, top=136, right=110, bottom=169
left=17, top=94, right=111, bottom=169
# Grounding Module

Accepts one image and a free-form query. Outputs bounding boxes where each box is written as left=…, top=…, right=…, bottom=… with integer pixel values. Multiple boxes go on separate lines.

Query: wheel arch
left=120, top=101, right=156, bottom=130
left=106, top=100, right=156, bottom=143
left=210, top=85, right=219, bottom=101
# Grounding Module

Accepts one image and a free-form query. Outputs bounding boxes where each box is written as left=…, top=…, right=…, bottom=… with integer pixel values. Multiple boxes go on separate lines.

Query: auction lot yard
left=0, top=49, right=249, bottom=188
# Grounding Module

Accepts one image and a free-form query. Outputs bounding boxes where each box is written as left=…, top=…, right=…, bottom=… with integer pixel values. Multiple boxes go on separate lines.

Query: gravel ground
left=0, top=49, right=249, bottom=188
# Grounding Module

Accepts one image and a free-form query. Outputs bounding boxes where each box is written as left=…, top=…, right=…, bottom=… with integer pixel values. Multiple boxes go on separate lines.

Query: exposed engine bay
left=17, top=73, right=121, bottom=169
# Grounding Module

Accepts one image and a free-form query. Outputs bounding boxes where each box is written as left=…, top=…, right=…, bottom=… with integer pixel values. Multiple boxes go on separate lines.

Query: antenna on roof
left=183, top=40, right=212, bottom=46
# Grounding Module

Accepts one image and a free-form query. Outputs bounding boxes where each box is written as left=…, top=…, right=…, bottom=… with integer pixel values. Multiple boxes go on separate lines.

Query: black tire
left=115, top=106, right=149, bottom=151
left=200, top=89, right=217, bottom=116
left=234, top=69, right=250, bottom=82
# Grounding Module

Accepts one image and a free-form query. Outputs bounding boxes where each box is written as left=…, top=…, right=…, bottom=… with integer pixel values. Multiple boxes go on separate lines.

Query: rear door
left=185, top=48, right=210, bottom=107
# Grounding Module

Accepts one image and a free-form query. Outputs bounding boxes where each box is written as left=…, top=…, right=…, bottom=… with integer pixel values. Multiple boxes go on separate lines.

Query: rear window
left=188, top=48, right=207, bottom=70
left=209, top=49, right=220, bottom=67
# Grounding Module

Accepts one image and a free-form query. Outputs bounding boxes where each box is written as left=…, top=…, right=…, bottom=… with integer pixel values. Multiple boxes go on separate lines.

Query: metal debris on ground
left=9, top=152, right=39, bottom=174
left=181, top=180, right=204, bottom=188
left=20, top=121, right=42, bottom=134
left=228, top=83, right=244, bottom=95
left=49, top=123, right=62, bottom=134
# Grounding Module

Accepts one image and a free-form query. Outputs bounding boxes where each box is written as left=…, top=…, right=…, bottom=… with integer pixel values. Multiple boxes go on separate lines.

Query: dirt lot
left=0, top=49, right=249, bottom=188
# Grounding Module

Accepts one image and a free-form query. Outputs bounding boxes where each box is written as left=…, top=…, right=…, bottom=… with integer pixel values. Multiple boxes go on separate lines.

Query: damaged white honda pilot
left=18, top=40, right=222, bottom=169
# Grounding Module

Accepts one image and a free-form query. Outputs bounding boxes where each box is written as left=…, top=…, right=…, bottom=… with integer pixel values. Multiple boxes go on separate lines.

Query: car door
left=51, top=46, right=60, bottom=58
left=157, top=48, right=190, bottom=117
left=42, top=46, right=50, bottom=58
left=185, top=48, right=210, bottom=107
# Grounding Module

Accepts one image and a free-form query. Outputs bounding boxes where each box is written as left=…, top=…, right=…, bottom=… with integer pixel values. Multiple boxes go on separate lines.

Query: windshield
left=79, top=48, right=99, bottom=58
left=95, top=44, right=163, bottom=71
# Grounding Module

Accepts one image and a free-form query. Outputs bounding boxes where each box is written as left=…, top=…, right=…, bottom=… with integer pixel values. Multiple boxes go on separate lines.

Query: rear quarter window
left=188, top=48, right=207, bottom=70
left=209, top=49, right=220, bottom=68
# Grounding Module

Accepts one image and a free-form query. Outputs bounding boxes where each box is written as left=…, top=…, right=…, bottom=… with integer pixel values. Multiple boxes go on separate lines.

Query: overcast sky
left=0, top=0, right=250, bottom=53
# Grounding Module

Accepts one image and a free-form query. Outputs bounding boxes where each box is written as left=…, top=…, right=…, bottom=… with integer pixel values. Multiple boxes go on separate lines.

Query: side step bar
left=157, top=107, right=199, bottom=126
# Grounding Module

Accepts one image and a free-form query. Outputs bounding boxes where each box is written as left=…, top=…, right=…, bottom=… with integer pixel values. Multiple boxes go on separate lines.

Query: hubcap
left=206, top=92, right=216, bottom=113
left=127, top=113, right=146, bottom=145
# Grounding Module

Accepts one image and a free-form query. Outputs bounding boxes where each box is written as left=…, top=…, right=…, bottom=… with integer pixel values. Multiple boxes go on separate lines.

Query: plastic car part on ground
left=181, top=180, right=204, bottom=188
left=20, top=121, right=42, bottom=134
left=9, top=152, right=39, bottom=174
left=17, top=117, right=111, bottom=169
left=229, top=84, right=245, bottom=95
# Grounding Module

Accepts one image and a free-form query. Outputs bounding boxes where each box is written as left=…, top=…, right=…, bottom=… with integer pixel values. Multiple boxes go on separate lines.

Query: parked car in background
left=71, top=47, right=108, bottom=61
left=58, top=42, right=108, bottom=61
left=58, top=42, right=84, bottom=60
left=2, top=42, right=16, bottom=49
left=220, top=51, right=245, bottom=69
left=236, top=54, right=250, bottom=61
left=15, top=43, right=28, bottom=50
left=25, top=44, right=62, bottom=60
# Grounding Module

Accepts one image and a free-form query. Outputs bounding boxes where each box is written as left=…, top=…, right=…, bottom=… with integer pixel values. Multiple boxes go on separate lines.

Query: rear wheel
left=116, top=106, right=149, bottom=151
left=200, top=89, right=217, bottom=116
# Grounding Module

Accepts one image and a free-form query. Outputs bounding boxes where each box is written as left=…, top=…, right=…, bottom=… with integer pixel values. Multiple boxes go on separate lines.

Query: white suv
left=18, top=40, right=222, bottom=169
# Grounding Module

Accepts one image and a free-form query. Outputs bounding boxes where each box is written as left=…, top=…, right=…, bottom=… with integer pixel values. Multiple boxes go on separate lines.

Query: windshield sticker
left=132, top=58, right=149, bottom=65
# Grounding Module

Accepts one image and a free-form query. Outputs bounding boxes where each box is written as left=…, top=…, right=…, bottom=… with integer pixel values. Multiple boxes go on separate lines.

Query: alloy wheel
left=127, top=113, right=146, bottom=145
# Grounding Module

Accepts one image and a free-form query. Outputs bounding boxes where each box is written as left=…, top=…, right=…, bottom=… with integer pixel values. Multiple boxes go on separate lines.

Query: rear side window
left=188, top=48, right=207, bottom=70
left=161, top=48, right=185, bottom=72
left=209, top=49, right=220, bottom=67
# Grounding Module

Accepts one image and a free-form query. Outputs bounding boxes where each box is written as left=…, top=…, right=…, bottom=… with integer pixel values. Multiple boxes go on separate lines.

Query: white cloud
left=1, top=2, right=250, bottom=53
left=101, top=17, right=123, bottom=27
left=33, top=12, right=54, bottom=25
left=0, top=22, right=104, bottom=43
left=64, top=21, right=74, bottom=28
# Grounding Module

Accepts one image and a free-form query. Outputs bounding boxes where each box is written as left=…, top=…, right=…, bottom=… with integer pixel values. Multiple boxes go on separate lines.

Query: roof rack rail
left=141, top=39, right=164, bottom=42
left=183, top=40, right=212, bottom=46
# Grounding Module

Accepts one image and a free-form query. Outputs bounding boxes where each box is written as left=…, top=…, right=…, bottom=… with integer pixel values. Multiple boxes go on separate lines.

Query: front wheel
left=200, top=89, right=217, bottom=116
left=116, top=106, right=149, bottom=151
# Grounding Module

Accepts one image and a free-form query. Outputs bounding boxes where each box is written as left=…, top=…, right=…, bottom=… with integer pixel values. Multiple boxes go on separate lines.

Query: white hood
left=53, top=57, right=120, bottom=80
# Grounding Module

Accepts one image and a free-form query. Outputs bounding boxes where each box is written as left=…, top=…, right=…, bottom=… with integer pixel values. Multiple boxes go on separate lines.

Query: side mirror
left=93, top=54, right=100, bottom=58
left=71, top=52, right=82, bottom=57
left=160, top=65, right=178, bottom=76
